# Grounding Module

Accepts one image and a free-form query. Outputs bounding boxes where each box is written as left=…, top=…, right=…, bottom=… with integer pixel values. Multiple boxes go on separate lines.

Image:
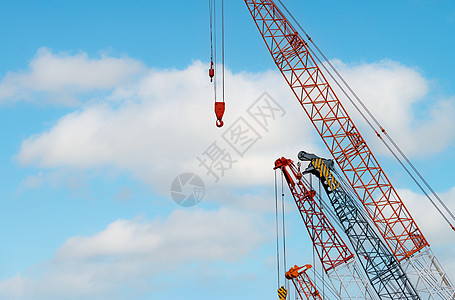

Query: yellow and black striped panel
left=311, top=158, right=340, bottom=191
left=277, top=286, right=287, bottom=299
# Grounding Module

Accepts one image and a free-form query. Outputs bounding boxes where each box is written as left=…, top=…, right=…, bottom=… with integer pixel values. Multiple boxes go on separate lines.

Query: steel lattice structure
left=245, top=1, right=455, bottom=298
left=286, top=265, right=323, bottom=300
left=300, top=154, right=419, bottom=299
left=275, top=157, right=375, bottom=300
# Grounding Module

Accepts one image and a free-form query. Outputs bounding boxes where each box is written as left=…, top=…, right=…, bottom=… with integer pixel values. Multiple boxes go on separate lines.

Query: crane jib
left=244, top=0, right=427, bottom=261
left=246, top=0, right=455, bottom=297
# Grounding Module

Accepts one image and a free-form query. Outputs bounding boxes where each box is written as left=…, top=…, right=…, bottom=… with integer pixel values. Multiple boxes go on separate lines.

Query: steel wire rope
left=221, top=0, right=225, bottom=103
left=309, top=172, right=317, bottom=290
left=275, top=169, right=281, bottom=288
left=281, top=171, right=290, bottom=293
left=209, top=0, right=217, bottom=102
left=318, top=178, right=326, bottom=299
left=209, top=0, right=213, bottom=65
left=386, top=136, right=455, bottom=225
left=276, top=0, right=455, bottom=230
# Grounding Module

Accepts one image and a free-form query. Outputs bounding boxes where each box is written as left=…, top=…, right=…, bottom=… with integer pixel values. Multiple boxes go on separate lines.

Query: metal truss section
left=287, top=265, right=322, bottom=300
left=244, top=0, right=426, bottom=260
left=326, top=259, right=379, bottom=300
left=275, top=157, right=375, bottom=300
left=300, top=155, right=419, bottom=299
left=245, top=0, right=455, bottom=298
left=402, top=248, right=455, bottom=300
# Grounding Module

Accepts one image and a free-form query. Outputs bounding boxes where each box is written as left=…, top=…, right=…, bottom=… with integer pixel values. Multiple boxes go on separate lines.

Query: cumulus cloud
left=0, top=208, right=268, bottom=299
left=11, top=52, right=453, bottom=198
left=0, top=47, right=146, bottom=105
left=10, top=51, right=455, bottom=194
left=15, top=59, right=316, bottom=193
left=56, top=208, right=266, bottom=262
left=332, top=59, right=455, bottom=156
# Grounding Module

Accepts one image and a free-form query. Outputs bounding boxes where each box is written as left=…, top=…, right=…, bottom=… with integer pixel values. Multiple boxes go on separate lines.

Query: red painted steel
left=286, top=264, right=323, bottom=300
left=274, top=157, right=353, bottom=272
left=247, top=0, right=428, bottom=261
left=214, top=101, right=225, bottom=127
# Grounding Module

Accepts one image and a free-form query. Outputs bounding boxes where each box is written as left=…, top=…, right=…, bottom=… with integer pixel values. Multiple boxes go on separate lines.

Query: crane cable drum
left=275, top=0, right=455, bottom=231
left=209, top=0, right=226, bottom=127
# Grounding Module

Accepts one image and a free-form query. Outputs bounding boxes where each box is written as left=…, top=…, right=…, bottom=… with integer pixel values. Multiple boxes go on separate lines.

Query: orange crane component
left=274, top=158, right=353, bottom=272
left=286, top=264, right=322, bottom=300
left=244, top=1, right=454, bottom=298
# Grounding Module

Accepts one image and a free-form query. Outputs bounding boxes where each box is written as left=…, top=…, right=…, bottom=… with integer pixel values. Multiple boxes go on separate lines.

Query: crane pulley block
left=214, top=101, right=225, bottom=127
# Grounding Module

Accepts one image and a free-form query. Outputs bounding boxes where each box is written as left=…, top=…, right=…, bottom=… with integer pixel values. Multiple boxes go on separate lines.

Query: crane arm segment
left=286, top=264, right=323, bottom=300
left=244, top=0, right=426, bottom=262
left=275, top=157, right=376, bottom=300
left=300, top=153, right=419, bottom=299
left=274, top=157, right=353, bottom=272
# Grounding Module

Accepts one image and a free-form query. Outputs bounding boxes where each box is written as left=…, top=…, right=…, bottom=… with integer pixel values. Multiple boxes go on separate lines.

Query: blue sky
left=1, top=1, right=455, bottom=299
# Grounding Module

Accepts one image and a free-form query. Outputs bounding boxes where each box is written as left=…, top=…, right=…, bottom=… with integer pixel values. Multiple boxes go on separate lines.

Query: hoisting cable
left=221, top=0, right=226, bottom=104
left=318, top=178, right=326, bottom=299
left=274, top=169, right=281, bottom=288
left=209, top=0, right=218, bottom=111
left=213, top=0, right=226, bottom=127
left=308, top=37, right=455, bottom=231
left=208, top=0, right=215, bottom=84
left=276, top=0, right=455, bottom=231
left=281, top=171, right=289, bottom=293
left=385, top=136, right=455, bottom=228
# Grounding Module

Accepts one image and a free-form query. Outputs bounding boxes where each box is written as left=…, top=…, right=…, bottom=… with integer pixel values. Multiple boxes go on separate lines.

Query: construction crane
left=275, top=157, right=419, bottom=299
left=208, top=0, right=226, bottom=127
left=274, top=157, right=376, bottom=300
left=244, top=1, right=455, bottom=298
left=286, top=264, right=322, bottom=300
left=298, top=151, right=420, bottom=299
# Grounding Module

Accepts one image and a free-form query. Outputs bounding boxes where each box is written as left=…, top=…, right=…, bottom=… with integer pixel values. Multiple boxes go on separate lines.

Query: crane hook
left=215, top=102, right=225, bottom=128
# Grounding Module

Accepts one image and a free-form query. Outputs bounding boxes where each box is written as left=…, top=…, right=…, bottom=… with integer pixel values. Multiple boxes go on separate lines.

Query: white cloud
left=0, top=208, right=269, bottom=299
left=17, top=171, right=45, bottom=190
left=15, top=59, right=317, bottom=194
left=0, top=47, right=146, bottom=105
left=332, top=59, right=455, bottom=156
left=12, top=54, right=455, bottom=196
